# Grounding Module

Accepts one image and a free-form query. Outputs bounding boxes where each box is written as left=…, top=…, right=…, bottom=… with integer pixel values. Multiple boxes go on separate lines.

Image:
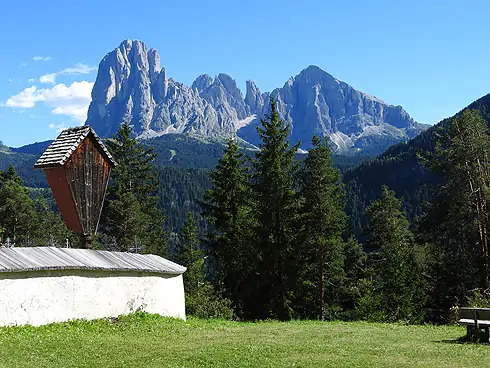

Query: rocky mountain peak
left=217, top=73, right=244, bottom=105
left=118, top=39, right=135, bottom=51
left=86, top=40, right=428, bottom=155
left=245, top=80, right=265, bottom=114
left=192, top=74, right=213, bottom=93
left=148, top=48, right=162, bottom=82
left=293, top=65, right=336, bottom=85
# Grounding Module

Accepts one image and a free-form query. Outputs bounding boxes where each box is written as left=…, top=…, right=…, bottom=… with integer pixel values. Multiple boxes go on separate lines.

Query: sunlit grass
left=0, top=313, right=487, bottom=368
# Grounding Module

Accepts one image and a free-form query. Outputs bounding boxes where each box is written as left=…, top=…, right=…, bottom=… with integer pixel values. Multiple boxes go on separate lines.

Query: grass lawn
left=0, top=313, right=488, bottom=368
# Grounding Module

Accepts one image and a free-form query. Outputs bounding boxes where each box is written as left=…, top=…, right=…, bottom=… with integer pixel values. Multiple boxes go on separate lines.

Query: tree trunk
left=320, top=252, right=325, bottom=321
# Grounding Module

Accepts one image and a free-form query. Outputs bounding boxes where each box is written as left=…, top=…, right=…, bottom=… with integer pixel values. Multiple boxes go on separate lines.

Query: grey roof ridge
left=0, top=247, right=186, bottom=275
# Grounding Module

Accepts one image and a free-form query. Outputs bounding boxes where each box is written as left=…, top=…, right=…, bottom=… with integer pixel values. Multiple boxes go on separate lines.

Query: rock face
left=86, top=40, right=428, bottom=154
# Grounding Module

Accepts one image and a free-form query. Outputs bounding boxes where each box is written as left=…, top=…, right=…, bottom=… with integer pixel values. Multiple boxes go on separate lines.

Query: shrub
left=186, top=282, right=234, bottom=320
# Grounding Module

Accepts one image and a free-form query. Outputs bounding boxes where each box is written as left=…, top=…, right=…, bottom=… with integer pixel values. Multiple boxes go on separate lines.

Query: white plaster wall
left=0, top=270, right=186, bottom=327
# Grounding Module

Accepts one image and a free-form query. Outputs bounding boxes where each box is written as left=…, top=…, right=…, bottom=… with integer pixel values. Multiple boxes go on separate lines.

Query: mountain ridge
left=85, top=39, right=428, bottom=155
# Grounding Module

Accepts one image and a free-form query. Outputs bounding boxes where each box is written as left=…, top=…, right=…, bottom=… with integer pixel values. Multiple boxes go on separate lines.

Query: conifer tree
left=105, top=123, right=159, bottom=205
left=359, top=186, right=425, bottom=322
left=0, top=164, right=23, bottom=185
left=419, top=109, right=490, bottom=308
left=342, top=235, right=367, bottom=317
left=32, top=195, right=75, bottom=247
left=200, top=138, right=255, bottom=316
left=251, top=97, right=300, bottom=320
left=176, top=213, right=233, bottom=319
left=0, top=166, right=70, bottom=247
left=0, top=171, right=36, bottom=244
left=177, top=213, right=204, bottom=296
left=101, top=122, right=167, bottom=256
left=297, top=135, right=347, bottom=320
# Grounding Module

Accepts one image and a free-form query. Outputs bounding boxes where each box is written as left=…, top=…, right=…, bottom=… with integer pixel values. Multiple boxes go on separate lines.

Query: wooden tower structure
left=34, top=126, right=117, bottom=249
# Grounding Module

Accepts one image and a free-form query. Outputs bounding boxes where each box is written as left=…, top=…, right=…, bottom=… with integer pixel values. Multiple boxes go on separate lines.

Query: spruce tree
left=105, top=123, right=159, bottom=204
left=342, top=235, right=367, bottom=318
left=32, top=195, right=75, bottom=247
left=0, top=172, right=36, bottom=245
left=0, top=164, right=23, bottom=185
left=0, top=166, right=70, bottom=247
left=419, top=109, right=490, bottom=309
left=359, top=186, right=425, bottom=323
left=251, top=97, right=300, bottom=320
left=101, top=122, right=167, bottom=256
left=176, top=213, right=233, bottom=319
left=297, top=135, right=347, bottom=320
left=200, top=138, right=255, bottom=316
left=177, top=213, right=204, bottom=296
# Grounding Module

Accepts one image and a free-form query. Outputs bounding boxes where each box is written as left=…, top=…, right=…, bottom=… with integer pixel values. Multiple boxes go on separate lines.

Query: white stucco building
left=0, top=247, right=186, bottom=327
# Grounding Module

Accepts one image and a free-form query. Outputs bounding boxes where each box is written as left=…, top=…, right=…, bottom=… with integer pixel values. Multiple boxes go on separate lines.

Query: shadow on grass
left=437, top=335, right=489, bottom=345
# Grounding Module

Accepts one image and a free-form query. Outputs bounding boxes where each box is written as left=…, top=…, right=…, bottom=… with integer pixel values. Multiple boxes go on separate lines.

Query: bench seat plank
left=458, top=318, right=490, bottom=326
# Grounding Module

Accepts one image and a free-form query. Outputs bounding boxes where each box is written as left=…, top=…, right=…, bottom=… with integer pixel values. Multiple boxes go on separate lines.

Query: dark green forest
left=0, top=133, right=370, bottom=235
left=3, top=92, right=490, bottom=323
left=344, top=92, right=490, bottom=240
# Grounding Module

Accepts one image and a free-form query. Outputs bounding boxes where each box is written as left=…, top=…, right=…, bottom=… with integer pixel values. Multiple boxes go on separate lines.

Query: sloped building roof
left=0, top=247, right=186, bottom=275
left=34, top=126, right=116, bottom=169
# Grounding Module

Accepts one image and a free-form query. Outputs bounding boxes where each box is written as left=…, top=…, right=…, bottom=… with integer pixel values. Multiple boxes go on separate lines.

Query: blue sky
left=1, top=0, right=490, bottom=147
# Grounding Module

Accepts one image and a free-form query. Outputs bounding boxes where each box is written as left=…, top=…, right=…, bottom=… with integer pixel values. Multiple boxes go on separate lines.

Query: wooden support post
left=80, top=234, right=93, bottom=249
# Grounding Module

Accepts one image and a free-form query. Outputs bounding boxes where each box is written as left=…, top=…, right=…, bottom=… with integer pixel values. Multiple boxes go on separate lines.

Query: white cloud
left=28, top=78, right=35, bottom=83
left=39, top=63, right=97, bottom=84
left=4, top=86, right=42, bottom=108
left=39, top=73, right=57, bottom=84
left=52, top=106, right=89, bottom=122
left=48, top=123, right=66, bottom=133
left=60, top=63, right=97, bottom=75
left=3, top=81, right=94, bottom=122
left=33, top=56, right=52, bottom=62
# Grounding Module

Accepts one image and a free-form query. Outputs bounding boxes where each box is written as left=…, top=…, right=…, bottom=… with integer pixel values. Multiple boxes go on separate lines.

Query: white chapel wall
left=0, top=269, right=186, bottom=327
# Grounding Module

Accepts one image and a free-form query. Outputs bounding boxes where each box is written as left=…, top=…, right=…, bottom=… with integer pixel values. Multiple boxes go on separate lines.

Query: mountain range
left=86, top=40, right=428, bottom=155
left=4, top=41, right=490, bottom=238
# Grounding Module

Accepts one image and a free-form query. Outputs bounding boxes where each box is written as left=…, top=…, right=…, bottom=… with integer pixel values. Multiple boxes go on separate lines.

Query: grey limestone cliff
left=86, top=40, right=428, bottom=154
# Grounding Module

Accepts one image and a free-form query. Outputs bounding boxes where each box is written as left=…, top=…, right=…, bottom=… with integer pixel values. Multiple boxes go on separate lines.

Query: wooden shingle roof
left=0, top=247, right=186, bottom=275
left=34, top=126, right=117, bottom=169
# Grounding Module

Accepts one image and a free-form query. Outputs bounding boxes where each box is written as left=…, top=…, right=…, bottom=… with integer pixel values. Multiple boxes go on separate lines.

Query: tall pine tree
left=176, top=213, right=233, bottom=319
left=0, top=166, right=36, bottom=245
left=251, top=97, right=300, bottom=320
left=101, top=122, right=167, bottom=256
left=200, top=138, right=255, bottom=317
left=297, top=135, right=347, bottom=320
left=419, top=109, right=490, bottom=310
left=0, top=165, right=70, bottom=247
left=358, top=186, right=425, bottom=323
left=176, top=212, right=204, bottom=298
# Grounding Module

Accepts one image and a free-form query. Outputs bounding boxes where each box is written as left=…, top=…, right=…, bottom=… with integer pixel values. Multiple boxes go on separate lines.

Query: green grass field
left=0, top=313, right=488, bottom=368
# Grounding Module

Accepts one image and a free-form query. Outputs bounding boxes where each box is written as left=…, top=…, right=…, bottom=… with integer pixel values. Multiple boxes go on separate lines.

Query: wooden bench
left=458, top=307, right=490, bottom=342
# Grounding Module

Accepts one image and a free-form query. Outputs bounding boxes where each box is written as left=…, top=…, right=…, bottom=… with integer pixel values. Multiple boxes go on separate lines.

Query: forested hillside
left=0, top=133, right=370, bottom=234
left=344, top=92, right=490, bottom=239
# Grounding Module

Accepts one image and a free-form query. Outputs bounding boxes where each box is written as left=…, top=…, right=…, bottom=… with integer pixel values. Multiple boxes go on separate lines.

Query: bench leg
left=483, top=327, right=489, bottom=343
left=466, top=326, right=489, bottom=343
